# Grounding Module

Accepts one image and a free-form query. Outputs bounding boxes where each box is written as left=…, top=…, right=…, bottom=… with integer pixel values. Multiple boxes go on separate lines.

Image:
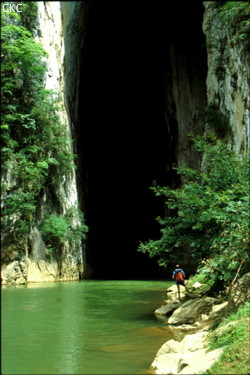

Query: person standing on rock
left=172, top=264, right=190, bottom=299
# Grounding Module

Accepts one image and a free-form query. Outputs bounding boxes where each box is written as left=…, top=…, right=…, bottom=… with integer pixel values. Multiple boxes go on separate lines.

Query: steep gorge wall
left=35, top=1, right=87, bottom=282
left=1, top=2, right=86, bottom=284
left=164, top=2, right=207, bottom=174
left=2, top=1, right=249, bottom=283
left=203, top=1, right=249, bottom=153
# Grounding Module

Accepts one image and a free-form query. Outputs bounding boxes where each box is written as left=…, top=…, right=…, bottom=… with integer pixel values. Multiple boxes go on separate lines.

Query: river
left=2, top=279, right=175, bottom=374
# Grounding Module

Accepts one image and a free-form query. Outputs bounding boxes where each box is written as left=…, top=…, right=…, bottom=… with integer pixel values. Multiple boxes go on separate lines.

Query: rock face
left=36, top=2, right=87, bottom=282
left=203, top=2, right=249, bottom=153
left=227, top=273, right=250, bottom=312
left=61, top=2, right=89, bottom=135
left=1, top=2, right=87, bottom=285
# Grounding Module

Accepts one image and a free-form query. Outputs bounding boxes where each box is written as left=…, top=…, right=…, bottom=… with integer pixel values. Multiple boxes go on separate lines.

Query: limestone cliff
left=1, top=1, right=249, bottom=284
left=1, top=2, right=86, bottom=284
left=203, top=1, right=249, bottom=153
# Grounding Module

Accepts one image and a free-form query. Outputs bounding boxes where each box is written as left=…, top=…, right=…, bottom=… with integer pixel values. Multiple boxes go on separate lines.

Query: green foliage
left=218, top=1, right=250, bottom=48
left=39, top=212, right=88, bottom=256
left=188, top=272, right=219, bottom=296
left=20, top=2, right=40, bottom=36
left=138, top=134, right=249, bottom=287
left=39, top=215, right=70, bottom=245
left=1, top=3, right=87, bottom=261
left=205, top=302, right=250, bottom=374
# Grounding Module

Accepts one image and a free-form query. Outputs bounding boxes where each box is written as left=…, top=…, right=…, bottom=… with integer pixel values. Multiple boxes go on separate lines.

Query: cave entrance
left=75, top=2, right=207, bottom=279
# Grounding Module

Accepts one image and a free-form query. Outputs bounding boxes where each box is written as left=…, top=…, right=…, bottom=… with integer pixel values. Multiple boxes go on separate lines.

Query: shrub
left=138, top=134, right=249, bottom=288
left=39, top=212, right=88, bottom=256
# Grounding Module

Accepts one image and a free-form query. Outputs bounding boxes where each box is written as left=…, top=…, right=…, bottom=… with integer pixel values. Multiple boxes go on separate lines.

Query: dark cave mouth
left=75, top=1, right=207, bottom=279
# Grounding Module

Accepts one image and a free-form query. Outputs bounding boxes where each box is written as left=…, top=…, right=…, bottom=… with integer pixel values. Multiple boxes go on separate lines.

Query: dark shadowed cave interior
left=73, top=1, right=207, bottom=279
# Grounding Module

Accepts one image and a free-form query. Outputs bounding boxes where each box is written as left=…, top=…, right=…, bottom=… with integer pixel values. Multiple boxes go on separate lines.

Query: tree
left=138, top=134, right=249, bottom=286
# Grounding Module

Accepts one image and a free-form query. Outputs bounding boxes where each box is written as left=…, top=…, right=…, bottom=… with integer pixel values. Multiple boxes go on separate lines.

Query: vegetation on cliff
left=1, top=3, right=88, bottom=263
left=138, top=134, right=249, bottom=292
left=217, top=1, right=250, bottom=49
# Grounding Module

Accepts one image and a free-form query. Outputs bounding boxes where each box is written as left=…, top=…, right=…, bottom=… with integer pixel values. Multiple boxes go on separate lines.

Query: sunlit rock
left=168, top=297, right=216, bottom=325
left=227, top=273, right=250, bottom=312
left=151, top=330, right=223, bottom=375
left=1, top=261, right=26, bottom=285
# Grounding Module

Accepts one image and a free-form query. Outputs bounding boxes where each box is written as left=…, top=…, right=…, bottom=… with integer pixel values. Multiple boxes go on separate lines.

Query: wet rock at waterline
left=168, top=297, right=216, bottom=325
left=155, top=301, right=183, bottom=316
left=1, top=260, right=27, bottom=285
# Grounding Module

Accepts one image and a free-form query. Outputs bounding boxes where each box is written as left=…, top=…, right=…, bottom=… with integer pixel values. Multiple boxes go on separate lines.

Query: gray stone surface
left=227, top=273, right=250, bottom=312
left=151, top=330, right=223, bottom=375
left=168, top=297, right=216, bottom=325
left=155, top=301, right=183, bottom=316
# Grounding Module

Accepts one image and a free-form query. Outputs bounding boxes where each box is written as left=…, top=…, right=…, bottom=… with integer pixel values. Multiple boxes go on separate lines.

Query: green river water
left=2, top=279, right=175, bottom=375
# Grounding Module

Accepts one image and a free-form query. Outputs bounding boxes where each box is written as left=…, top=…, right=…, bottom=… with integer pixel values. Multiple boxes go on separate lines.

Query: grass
left=187, top=273, right=218, bottom=296
left=204, top=302, right=250, bottom=374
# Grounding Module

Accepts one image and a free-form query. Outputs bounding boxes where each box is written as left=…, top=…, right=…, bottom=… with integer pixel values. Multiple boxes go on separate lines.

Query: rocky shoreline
left=150, top=273, right=250, bottom=375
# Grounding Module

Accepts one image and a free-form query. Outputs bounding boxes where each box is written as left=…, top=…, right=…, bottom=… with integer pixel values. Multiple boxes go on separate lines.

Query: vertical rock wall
left=36, top=1, right=86, bottom=282
left=163, top=2, right=208, bottom=178
left=203, top=1, right=249, bottom=154
left=166, top=41, right=207, bottom=171
left=1, top=2, right=86, bottom=284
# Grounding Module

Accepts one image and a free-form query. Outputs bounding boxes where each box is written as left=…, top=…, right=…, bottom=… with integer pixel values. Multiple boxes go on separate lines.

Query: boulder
left=155, top=301, right=183, bottom=316
left=167, top=284, right=185, bottom=293
left=178, top=348, right=224, bottom=375
left=151, top=330, right=223, bottom=375
left=208, top=301, right=228, bottom=320
left=227, top=273, right=250, bottom=313
left=166, top=284, right=185, bottom=301
left=151, top=352, right=183, bottom=375
left=1, top=260, right=27, bottom=285
left=168, top=297, right=216, bottom=325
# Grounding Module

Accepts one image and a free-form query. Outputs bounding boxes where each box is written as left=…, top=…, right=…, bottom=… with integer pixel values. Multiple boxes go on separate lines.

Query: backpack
left=175, top=270, right=184, bottom=282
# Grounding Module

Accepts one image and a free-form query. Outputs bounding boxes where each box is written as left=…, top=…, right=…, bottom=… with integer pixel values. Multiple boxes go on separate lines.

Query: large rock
left=166, top=284, right=185, bottom=301
left=208, top=301, right=228, bottom=321
left=227, top=273, right=250, bottom=312
left=151, top=331, right=223, bottom=375
left=168, top=297, right=216, bottom=325
left=155, top=301, right=183, bottom=316
left=1, top=260, right=27, bottom=285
